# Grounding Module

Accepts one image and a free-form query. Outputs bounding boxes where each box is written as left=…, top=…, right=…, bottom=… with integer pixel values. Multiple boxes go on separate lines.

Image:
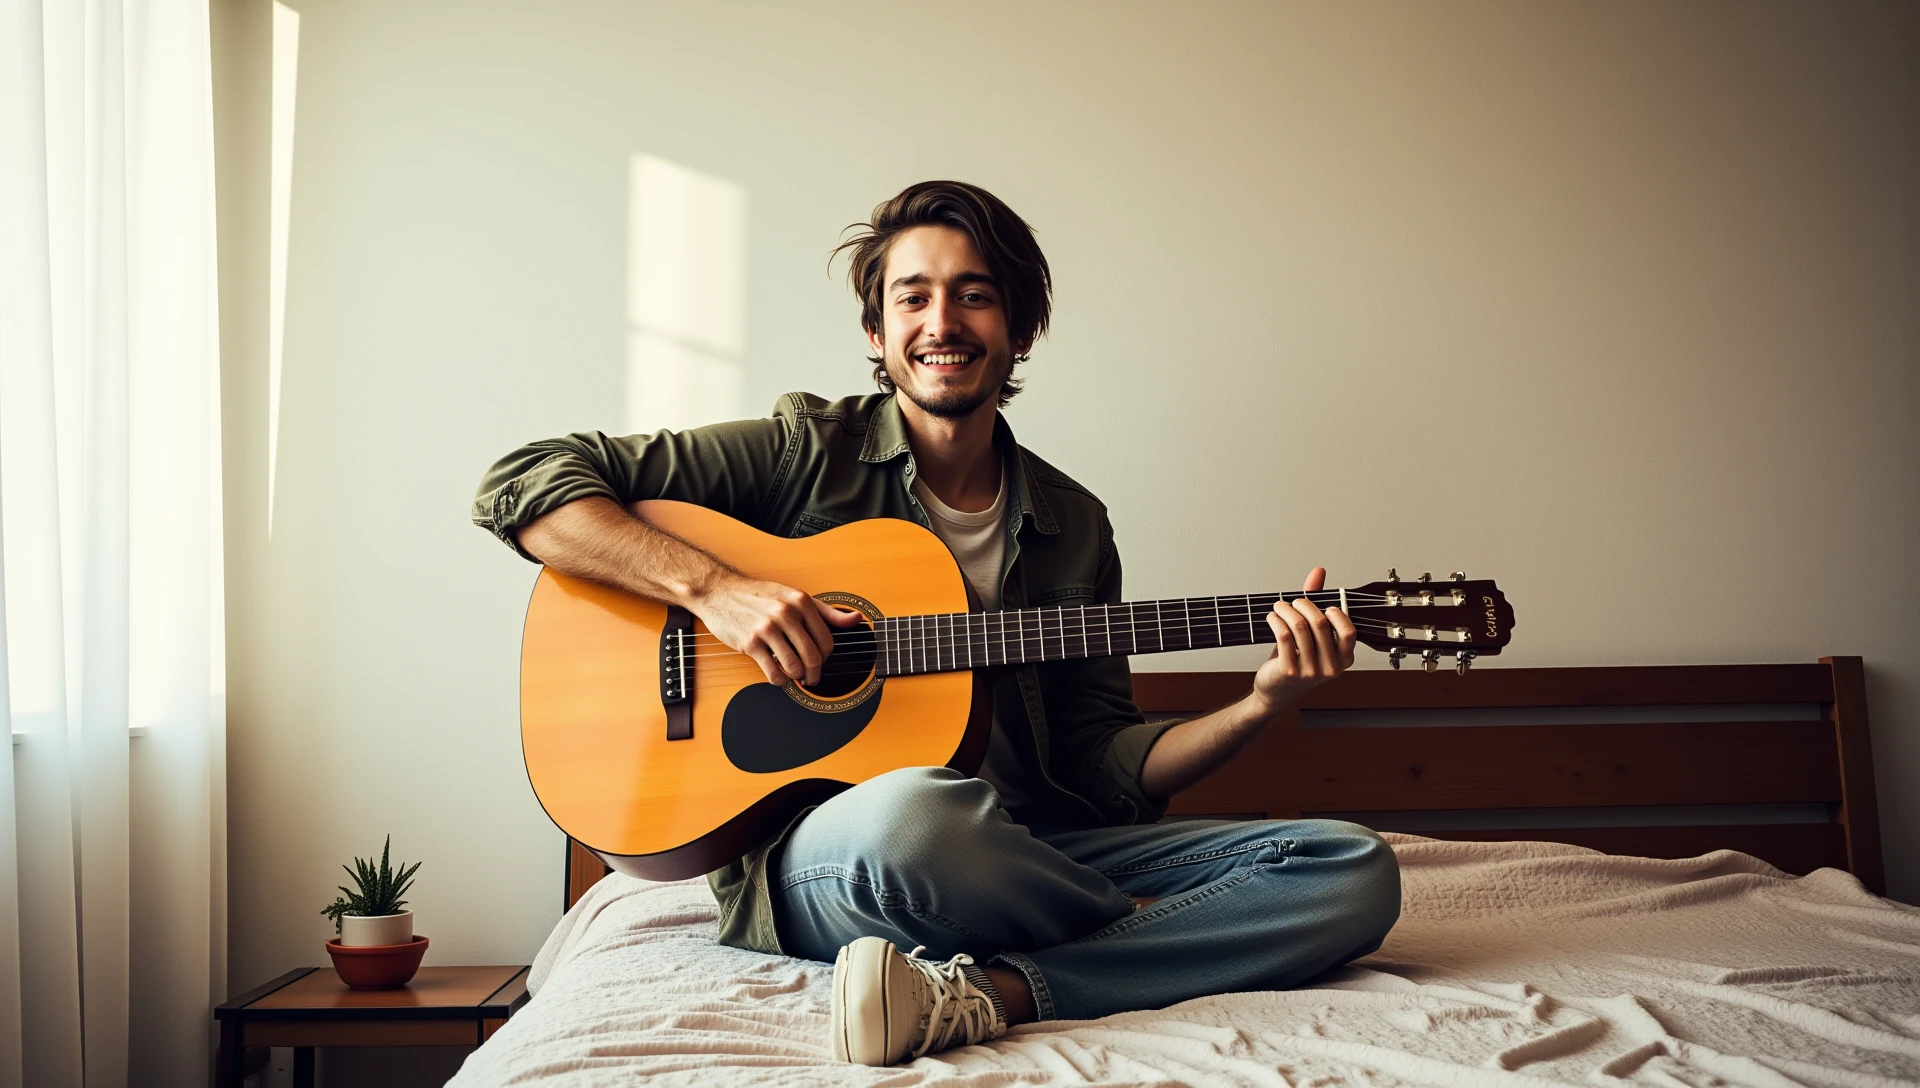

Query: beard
left=885, top=349, right=1013, bottom=419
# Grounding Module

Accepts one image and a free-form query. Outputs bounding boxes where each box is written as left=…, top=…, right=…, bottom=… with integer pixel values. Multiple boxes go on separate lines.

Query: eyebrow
left=886, top=271, right=999, bottom=293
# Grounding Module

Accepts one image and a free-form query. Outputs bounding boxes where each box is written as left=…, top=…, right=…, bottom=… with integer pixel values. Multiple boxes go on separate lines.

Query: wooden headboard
left=565, top=656, right=1882, bottom=910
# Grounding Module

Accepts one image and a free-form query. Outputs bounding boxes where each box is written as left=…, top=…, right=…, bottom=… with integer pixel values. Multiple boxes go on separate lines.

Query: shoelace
left=902, top=946, right=1001, bottom=1059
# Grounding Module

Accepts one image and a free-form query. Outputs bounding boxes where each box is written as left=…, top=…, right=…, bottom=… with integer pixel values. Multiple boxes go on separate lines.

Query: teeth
left=920, top=353, right=970, bottom=365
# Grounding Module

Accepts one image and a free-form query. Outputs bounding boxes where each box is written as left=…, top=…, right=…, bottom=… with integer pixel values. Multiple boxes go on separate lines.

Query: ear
left=866, top=327, right=887, bottom=358
left=1013, top=336, right=1033, bottom=358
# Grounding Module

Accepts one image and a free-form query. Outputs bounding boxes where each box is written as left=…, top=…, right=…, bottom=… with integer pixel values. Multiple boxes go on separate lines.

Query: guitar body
left=520, top=500, right=988, bottom=881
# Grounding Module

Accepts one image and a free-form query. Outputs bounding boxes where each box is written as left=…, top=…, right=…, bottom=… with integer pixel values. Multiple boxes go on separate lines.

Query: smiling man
left=474, top=181, right=1400, bottom=1066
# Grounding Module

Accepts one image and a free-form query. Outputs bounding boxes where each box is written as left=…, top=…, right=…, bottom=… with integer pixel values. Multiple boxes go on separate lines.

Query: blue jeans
left=772, top=767, right=1401, bottom=1021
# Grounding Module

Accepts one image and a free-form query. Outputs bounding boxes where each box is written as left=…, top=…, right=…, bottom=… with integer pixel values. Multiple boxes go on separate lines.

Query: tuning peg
left=1387, top=647, right=1405, bottom=670
left=1421, top=649, right=1440, bottom=672
left=1386, top=568, right=1399, bottom=583
left=1418, top=572, right=1431, bottom=583
left=1451, top=571, right=1465, bottom=582
left=1456, top=650, right=1475, bottom=675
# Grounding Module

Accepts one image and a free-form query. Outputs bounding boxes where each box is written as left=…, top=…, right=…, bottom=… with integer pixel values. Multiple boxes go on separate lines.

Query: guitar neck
left=872, top=590, right=1347, bottom=677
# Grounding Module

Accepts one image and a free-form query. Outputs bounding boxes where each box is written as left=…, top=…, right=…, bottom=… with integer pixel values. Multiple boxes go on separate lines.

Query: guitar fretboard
left=871, top=591, right=1340, bottom=677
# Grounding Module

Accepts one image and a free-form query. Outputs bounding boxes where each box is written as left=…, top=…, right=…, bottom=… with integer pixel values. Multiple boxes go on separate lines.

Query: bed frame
left=564, top=656, right=1882, bottom=909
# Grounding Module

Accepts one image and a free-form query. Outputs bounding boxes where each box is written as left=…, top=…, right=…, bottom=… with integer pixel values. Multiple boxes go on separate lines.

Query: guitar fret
left=873, top=585, right=1351, bottom=677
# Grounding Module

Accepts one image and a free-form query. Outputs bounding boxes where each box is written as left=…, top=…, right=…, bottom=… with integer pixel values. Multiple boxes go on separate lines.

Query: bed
left=451, top=658, right=1918, bottom=1086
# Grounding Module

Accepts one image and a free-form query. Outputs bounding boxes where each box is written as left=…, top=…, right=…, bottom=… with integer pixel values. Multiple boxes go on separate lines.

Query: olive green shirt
left=474, top=392, right=1178, bottom=953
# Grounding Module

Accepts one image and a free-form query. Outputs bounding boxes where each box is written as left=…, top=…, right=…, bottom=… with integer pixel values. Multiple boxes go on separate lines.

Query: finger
left=761, top=626, right=807, bottom=684
left=777, top=614, right=824, bottom=687
left=1327, top=607, right=1358, bottom=670
left=1302, top=566, right=1327, bottom=593
left=1266, top=610, right=1300, bottom=675
left=794, top=594, right=834, bottom=662
left=745, top=645, right=784, bottom=686
left=1292, top=594, right=1338, bottom=675
left=1274, top=600, right=1316, bottom=676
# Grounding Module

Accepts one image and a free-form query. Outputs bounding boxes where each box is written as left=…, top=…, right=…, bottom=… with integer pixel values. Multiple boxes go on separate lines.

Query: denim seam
left=1097, top=837, right=1293, bottom=878
left=1073, top=853, right=1281, bottom=943
left=778, top=865, right=996, bottom=945
left=992, top=952, right=1055, bottom=1021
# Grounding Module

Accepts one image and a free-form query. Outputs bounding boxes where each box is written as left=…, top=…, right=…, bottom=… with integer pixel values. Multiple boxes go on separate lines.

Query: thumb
left=1302, top=567, right=1327, bottom=593
left=820, top=602, right=864, bottom=626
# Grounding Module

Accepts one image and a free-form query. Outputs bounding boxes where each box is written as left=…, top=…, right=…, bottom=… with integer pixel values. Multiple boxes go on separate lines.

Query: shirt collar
left=861, top=393, right=1059, bottom=536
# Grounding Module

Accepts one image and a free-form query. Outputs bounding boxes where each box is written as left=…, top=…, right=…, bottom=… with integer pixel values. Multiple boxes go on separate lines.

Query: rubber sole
left=832, top=936, right=900, bottom=1065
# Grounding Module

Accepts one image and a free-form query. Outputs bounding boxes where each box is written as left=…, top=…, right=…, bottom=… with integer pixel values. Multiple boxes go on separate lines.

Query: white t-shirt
left=911, top=471, right=1040, bottom=811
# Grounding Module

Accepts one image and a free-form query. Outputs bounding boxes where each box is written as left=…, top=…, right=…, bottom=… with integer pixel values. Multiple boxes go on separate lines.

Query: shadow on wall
left=626, top=155, right=747, bottom=435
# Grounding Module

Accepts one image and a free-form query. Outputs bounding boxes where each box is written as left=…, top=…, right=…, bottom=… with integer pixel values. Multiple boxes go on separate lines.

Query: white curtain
left=0, top=1, right=226, bottom=1085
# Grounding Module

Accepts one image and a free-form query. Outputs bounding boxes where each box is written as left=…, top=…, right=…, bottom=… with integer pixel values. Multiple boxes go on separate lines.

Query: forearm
left=515, top=496, right=731, bottom=608
left=1138, top=692, right=1282, bottom=800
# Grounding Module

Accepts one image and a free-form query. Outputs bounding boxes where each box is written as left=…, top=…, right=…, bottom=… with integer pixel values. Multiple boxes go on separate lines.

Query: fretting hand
left=1250, top=567, right=1357, bottom=716
left=693, top=573, right=863, bottom=688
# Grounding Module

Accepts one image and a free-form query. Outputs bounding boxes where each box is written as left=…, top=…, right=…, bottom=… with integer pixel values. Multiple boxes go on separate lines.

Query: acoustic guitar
left=520, top=500, right=1515, bottom=881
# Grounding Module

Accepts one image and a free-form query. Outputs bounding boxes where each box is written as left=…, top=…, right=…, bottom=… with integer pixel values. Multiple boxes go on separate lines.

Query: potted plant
left=321, top=836, right=427, bottom=988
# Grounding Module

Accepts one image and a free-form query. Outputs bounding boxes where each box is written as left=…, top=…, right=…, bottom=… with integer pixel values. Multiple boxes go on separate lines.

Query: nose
left=924, top=294, right=962, bottom=342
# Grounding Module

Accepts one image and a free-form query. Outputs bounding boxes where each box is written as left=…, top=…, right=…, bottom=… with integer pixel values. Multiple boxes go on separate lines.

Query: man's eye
left=962, top=292, right=990, bottom=303
left=898, top=294, right=926, bottom=306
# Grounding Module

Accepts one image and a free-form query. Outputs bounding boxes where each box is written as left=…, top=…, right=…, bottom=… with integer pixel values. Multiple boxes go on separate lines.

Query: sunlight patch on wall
left=626, top=155, right=746, bottom=435
left=267, top=0, right=298, bottom=538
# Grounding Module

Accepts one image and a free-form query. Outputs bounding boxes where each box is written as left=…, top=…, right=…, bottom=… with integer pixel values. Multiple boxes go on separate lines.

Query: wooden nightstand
left=214, top=965, right=529, bottom=1088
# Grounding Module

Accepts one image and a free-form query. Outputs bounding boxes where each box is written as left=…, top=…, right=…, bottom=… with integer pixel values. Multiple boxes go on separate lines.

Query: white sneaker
left=830, top=936, right=1008, bottom=1065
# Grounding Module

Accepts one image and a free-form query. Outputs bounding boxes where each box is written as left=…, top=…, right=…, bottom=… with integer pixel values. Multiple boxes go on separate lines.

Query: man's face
left=869, top=225, right=1028, bottom=420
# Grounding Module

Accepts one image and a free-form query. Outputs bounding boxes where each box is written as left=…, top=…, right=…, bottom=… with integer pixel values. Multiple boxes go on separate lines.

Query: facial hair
left=886, top=347, right=1014, bottom=419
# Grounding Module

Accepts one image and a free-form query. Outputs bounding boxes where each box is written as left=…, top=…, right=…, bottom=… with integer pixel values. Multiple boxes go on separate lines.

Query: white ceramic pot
left=339, top=910, right=413, bottom=948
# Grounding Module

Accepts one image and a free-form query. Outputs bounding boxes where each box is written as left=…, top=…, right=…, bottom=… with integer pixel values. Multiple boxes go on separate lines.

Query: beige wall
left=219, top=0, right=1920, bottom=995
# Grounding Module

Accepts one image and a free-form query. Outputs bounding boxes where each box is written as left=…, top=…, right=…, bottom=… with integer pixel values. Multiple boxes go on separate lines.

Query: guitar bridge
left=661, top=605, right=694, bottom=740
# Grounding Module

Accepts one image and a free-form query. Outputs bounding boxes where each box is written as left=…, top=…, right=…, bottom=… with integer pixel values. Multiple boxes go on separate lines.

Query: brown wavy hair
left=834, top=181, right=1052, bottom=407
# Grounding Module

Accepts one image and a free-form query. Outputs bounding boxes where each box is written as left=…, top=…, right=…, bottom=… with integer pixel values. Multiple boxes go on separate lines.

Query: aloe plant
left=321, top=836, right=422, bottom=935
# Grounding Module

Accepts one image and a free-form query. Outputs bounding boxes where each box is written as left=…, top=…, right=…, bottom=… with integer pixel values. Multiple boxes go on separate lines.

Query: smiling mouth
left=915, top=351, right=975, bottom=370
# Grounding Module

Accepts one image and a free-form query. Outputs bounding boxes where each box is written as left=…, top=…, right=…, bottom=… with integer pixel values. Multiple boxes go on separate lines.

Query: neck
left=899, top=398, right=1001, bottom=512
left=873, top=589, right=1369, bottom=676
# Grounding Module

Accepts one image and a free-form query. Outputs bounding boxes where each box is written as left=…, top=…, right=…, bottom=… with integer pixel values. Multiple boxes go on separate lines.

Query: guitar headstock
left=1341, top=571, right=1513, bottom=674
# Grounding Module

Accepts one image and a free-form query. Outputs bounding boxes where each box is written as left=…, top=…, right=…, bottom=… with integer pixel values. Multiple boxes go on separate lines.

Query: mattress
left=450, top=836, right=1920, bottom=1086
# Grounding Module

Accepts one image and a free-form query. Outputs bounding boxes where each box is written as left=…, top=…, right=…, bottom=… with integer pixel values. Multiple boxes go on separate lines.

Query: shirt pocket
left=1028, top=584, right=1095, bottom=607
left=787, top=511, right=842, bottom=538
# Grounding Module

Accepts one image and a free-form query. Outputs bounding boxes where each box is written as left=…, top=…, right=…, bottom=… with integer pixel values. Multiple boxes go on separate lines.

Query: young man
left=474, top=181, right=1399, bottom=1066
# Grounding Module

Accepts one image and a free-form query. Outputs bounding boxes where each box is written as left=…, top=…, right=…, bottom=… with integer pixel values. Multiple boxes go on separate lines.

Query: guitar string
left=669, top=615, right=1462, bottom=674
left=672, top=611, right=1464, bottom=661
left=669, top=590, right=1417, bottom=652
left=668, top=598, right=1460, bottom=658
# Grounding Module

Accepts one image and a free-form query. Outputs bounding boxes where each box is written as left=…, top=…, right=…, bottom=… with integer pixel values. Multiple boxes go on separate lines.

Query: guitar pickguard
left=721, top=682, right=883, bottom=773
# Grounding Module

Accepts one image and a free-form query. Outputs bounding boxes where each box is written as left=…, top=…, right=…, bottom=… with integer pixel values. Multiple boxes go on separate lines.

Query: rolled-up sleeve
left=472, top=416, right=792, bottom=561
left=1043, top=519, right=1181, bottom=825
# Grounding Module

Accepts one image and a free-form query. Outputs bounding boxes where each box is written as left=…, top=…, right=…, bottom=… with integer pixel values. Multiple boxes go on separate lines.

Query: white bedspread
left=451, top=837, right=1920, bottom=1086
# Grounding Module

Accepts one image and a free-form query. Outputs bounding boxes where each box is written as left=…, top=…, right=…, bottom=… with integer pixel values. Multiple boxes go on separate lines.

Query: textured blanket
left=451, top=836, right=1920, bottom=1086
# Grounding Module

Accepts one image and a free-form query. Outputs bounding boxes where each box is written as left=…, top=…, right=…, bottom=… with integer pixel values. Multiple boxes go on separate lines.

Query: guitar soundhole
left=806, top=618, right=876, bottom=698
